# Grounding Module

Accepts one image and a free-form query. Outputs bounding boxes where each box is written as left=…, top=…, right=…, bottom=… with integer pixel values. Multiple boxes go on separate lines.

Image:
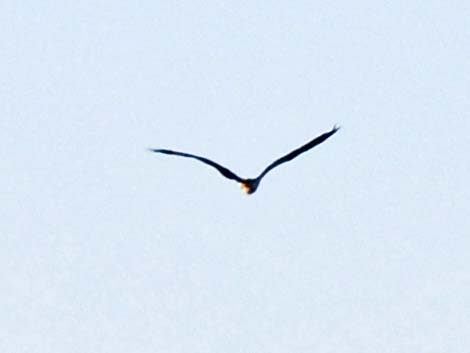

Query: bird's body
left=239, top=178, right=261, bottom=195
left=149, top=125, right=340, bottom=194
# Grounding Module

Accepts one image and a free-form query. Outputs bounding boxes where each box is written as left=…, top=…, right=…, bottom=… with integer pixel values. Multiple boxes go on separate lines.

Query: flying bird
left=149, top=125, right=340, bottom=194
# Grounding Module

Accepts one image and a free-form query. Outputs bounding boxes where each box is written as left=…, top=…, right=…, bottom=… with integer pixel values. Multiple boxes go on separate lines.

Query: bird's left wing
left=257, top=125, right=340, bottom=179
left=149, top=149, right=244, bottom=182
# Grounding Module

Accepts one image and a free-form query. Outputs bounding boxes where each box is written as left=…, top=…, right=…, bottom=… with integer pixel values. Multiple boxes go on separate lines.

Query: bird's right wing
left=148, top=149, right=244, bottom=182
left=258, top=125, right=340, bottom=179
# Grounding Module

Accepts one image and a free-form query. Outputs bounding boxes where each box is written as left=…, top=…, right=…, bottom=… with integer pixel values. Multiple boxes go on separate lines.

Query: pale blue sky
left=2, top=1, right=470, bottom=352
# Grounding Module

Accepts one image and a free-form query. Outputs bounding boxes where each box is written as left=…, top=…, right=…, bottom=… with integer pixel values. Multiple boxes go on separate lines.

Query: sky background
left=2, top=1, right=470, bottom=352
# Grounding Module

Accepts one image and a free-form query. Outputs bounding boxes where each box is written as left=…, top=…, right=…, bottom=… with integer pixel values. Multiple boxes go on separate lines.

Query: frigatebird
left=149, top=125, right=340, bottom=194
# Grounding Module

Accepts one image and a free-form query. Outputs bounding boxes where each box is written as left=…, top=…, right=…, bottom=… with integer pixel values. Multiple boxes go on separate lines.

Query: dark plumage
left=149, top=125, right=340, bottom=194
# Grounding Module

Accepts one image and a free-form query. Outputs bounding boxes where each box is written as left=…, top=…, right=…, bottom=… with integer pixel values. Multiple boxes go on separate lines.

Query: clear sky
left=2, top=1, right=470, bottom=352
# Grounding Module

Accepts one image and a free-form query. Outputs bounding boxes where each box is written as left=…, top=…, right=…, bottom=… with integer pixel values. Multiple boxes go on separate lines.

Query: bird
left=149, top=125, right=340, bottom=194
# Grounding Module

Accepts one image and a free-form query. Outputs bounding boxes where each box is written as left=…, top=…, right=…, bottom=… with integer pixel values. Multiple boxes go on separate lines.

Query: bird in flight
left=149, top=125, right=340, bottom=195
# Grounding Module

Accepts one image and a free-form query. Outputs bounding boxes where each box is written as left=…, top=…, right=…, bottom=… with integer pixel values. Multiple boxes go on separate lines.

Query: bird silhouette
left=149, top=125, right=340, bottom=194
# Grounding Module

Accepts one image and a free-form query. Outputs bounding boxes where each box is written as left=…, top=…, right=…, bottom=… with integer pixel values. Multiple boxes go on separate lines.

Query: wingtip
left=333, top=124, right=341, bottom=132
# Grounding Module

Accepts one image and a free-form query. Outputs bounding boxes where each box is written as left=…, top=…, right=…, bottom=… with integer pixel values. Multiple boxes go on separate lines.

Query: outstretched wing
left=149, top=149, right=244, bottom=182
left=258, top=125, right=340, bottom=179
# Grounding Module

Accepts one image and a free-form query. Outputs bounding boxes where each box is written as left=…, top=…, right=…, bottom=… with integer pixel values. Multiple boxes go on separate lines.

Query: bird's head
left=240, top=179, right=260, bottom=195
